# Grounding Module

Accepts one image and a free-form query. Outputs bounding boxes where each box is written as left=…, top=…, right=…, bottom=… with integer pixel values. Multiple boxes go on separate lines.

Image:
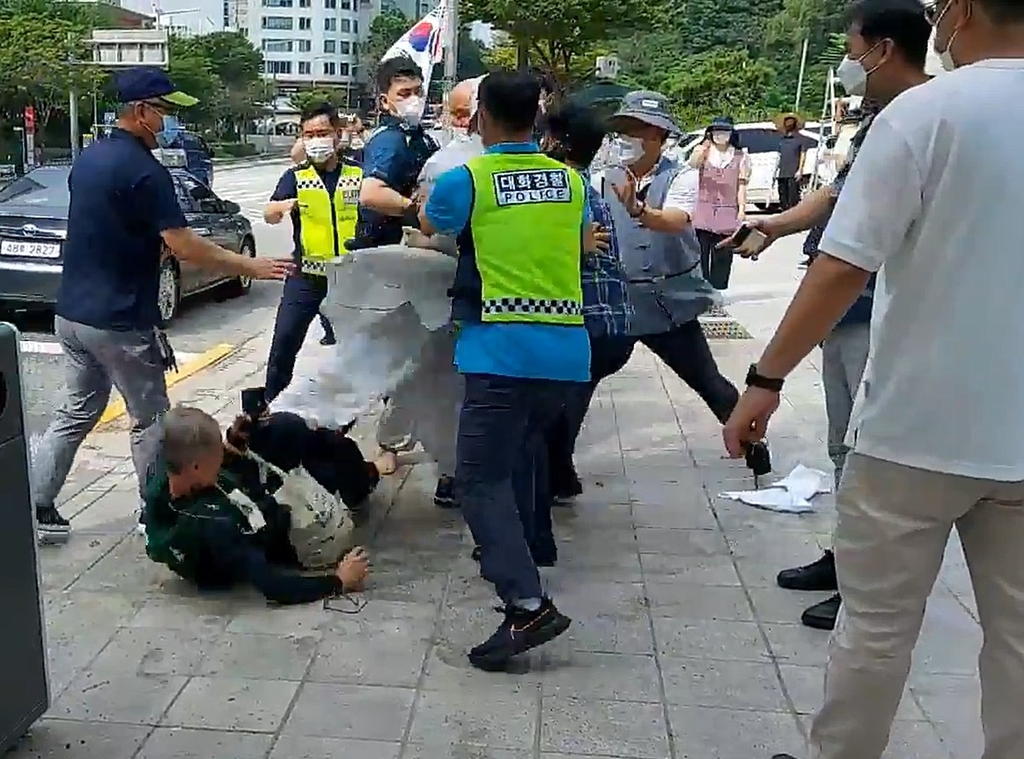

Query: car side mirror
left=199, top=197, right=223, bottom=213
left=222, top=200, right=241, bottom=215
left=190, top=184, right=212, bottom=200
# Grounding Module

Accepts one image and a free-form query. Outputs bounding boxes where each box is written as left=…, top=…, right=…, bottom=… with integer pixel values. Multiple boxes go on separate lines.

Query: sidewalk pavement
left=20, top=237, right=980, bottom=759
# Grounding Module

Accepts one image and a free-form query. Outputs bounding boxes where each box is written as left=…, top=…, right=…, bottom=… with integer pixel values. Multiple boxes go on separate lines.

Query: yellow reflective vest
left=294, top=162, right=362, bottom=276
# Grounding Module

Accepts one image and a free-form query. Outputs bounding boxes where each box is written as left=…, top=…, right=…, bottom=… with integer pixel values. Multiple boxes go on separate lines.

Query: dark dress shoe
left=777, top=550, right=837, bottom=591
left=801, top=593, right=841, bottom=630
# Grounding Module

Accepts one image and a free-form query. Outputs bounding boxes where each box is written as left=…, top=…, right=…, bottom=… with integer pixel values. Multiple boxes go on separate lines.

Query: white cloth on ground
left=718, top=464, right=832, bottom=514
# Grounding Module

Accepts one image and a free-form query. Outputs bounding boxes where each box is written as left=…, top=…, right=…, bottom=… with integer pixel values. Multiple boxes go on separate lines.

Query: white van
left=670, top=121, right=822, bottom=211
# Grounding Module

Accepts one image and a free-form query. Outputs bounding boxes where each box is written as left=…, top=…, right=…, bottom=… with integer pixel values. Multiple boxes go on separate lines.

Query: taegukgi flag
left=381, top=4, right=448, bottom=96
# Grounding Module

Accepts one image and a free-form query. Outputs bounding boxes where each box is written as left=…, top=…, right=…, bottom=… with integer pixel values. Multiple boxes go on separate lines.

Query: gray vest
left=601, top=157, right=715, bottom=336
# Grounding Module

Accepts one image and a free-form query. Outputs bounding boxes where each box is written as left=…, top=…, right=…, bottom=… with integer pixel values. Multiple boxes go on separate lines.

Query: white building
left=245, top=0, right=379, bottom=95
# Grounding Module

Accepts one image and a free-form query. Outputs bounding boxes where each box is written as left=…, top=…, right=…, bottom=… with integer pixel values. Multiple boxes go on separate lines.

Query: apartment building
left=244, top=0, right=382, bottom=96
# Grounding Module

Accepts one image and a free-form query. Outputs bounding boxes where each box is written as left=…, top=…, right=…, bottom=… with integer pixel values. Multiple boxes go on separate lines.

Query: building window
left=261, top=0, right=293, bottom=6
left=324, top=17, right=336, bottom=31
left=261, top=38, right=294, bottom=52
left=324, top=0, right=336, bottom=6
left=323, top=61, right=336, bottom=76
left=340, top=18, right=350, bottom=32
left=298, top=16, right=311, bottom=29
left=266, top=60, right=292, bottom=74
left=339, top=41, right=350, bottom=54
left=341, top=0, right=350, bottom=7
left=339, top=62, right=350, bottom=75
left=261, top=15, right=293, bottom=29
left=323, top=39, right=336, bottom=53
left=299, top=0, right=310, bottom=6
left=298, top=61, right=311, bottom=74
left=297, top=39, right=312, bottom=52
left=353, top=19, right=358, bottom=33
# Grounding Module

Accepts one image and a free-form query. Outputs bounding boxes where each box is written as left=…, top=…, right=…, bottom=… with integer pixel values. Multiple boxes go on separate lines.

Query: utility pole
left=442, top=0, right=458, bottom=95
left=794, top=36, right=809, bottom=112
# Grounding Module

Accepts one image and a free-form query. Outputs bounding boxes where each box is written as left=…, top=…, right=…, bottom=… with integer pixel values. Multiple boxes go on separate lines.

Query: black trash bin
left=0, top=323, right=50, bottom=751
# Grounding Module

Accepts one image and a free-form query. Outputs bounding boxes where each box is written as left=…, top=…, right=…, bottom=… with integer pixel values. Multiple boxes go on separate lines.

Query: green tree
left=359, top=7, right=410, bottom=84
left=185, top=31, right=262, bottom=90
left=462, top=0, right=662, bottom=89
left=658, top=49, right=777, bottom=130
left=167, top=36, right=224, bottom=129
left=289, top=88, right=348, bottom=114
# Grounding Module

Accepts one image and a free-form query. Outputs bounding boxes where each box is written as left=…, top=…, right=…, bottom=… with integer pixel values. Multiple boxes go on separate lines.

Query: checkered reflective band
left=296, top=176, right=324, bottom=191
left=492, top=168, right=572, bottom=207
left=338, top=175, right=361, bottom=205
left=301, top=258, right=328, bottom=276
left=482, top=297, right=581, bottom=316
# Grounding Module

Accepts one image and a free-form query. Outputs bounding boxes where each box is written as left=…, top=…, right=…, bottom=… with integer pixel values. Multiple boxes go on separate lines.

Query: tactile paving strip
left=699, top=316, right=753, bottom=340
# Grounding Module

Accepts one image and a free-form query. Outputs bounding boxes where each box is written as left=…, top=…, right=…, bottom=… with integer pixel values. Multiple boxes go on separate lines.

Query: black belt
left=628, top=260, right=700, bottom=285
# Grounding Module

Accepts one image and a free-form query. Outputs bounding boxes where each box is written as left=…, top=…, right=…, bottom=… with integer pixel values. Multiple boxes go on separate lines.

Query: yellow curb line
left=95, top=343, right=238, bottom=427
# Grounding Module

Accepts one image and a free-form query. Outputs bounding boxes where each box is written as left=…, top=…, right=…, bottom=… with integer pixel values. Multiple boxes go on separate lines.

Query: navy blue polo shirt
left=355, top=115, right=437, bottom=246
left=269, top=163, right=345, bottom=261
left=59, top=128, right=187, bottom=331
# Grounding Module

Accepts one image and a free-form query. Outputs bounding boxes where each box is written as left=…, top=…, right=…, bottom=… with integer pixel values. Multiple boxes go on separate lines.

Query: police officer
left=419, top=70, right=590, bottom=671
left=263, top=102, right=363, bottom=401
left=356, top=55, right=437, bottom=247
left=31, top=67, right=291, bottom=543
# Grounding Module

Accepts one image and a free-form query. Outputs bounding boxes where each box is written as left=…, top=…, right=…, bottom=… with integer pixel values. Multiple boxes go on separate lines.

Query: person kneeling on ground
left=142, top=405, right=392, bottom=604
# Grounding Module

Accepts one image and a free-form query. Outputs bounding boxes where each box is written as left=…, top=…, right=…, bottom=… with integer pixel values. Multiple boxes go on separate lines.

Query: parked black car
left=0, top=165, right=256, bottom=323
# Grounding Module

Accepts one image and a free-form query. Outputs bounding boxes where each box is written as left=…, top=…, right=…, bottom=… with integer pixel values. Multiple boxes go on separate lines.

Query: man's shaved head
left=448, top=79, right=475, bottom=129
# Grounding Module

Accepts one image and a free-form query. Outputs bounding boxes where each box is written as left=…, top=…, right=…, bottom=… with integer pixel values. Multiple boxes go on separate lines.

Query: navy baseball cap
left=115, top=66, right=198, bottom=107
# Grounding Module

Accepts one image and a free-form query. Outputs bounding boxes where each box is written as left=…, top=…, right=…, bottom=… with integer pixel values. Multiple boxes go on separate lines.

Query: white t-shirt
left=821, top=58, right=1024, bottom=481
left=637, top=164, right=699, bottom=215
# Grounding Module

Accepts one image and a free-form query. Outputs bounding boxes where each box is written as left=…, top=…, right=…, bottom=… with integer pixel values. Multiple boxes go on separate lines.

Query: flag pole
left=442, top=0, right=458, bottom=92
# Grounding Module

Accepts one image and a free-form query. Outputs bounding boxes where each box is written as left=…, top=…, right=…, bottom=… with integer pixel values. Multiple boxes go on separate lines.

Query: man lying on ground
left=142, top=404, right=396, bottom=604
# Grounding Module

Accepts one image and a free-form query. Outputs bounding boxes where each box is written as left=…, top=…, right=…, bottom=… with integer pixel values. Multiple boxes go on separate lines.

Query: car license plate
left=0, top=239, right=60, bottom=258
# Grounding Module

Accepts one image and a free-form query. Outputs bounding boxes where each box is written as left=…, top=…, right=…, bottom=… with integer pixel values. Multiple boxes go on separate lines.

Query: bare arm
left=688, top=141, right=710, bottom=169
left=360, top=177, right=414, bottom=217
left=263, top=199, right=295, bottom=225
left=768, top=185, right=834, bottom=237
left=637, top=206, right=690, bottom=234
left=162, top=228, right=274, bottom=278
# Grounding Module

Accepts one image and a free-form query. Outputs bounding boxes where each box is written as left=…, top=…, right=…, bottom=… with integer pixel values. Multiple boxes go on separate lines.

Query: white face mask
left=836, top=56, right=869, bottom=96
left=303, top=136, right=336, bottom=163
left=611, top=135, right=645, bottom=166
left=711, top=131, right=731, bottom=147
left=932, top=0, right=961, bottom=72
left=395, top=95, right=424, bottom=126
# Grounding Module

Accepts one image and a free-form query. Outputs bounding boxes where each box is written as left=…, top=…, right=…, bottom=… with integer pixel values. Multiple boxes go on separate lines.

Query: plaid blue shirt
left=582, top=182, right=632, bottom=338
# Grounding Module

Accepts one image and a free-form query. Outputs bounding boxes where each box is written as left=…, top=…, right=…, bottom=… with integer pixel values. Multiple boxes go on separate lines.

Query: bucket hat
left=608, top=90, right=681, bottom=135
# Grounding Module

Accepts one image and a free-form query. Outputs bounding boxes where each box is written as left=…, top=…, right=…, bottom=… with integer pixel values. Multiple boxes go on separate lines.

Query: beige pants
left=810, top=453, right=1024, bottom=759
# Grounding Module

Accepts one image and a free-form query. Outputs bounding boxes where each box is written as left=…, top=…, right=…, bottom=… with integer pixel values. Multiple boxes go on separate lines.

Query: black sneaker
left=433, top=476, right=457, bottom=508
left=468, top=599, right=571, bottom=671
left=471, top=545, right=482, bottom=562
left=801, top=593, right=841, bottom=630
left=777, top=550, right=837, bottom=591
left=551, top=472, right=583, bottom=502
left=36, top=505, right=71, bottom=544
left=319, top=333, right=337, bottom=346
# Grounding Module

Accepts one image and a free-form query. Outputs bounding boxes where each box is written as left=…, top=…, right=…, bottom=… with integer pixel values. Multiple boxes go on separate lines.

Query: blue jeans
left=456, top=374, right=580, bottom=604
left=266, top=274, right=330, bottom=401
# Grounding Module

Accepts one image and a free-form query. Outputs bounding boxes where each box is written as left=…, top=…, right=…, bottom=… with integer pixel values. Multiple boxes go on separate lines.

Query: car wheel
left=158, top=258, right=181, bottom=324
left=224, top=238, right=255, bottom=297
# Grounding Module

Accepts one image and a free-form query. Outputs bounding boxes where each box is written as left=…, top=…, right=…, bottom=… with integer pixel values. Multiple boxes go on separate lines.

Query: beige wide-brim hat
left=774, top=112, right=805, bottom=131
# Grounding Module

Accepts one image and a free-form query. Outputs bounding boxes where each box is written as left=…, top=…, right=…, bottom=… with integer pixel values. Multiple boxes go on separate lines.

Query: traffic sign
left=23, top=106, right=35, bottom=133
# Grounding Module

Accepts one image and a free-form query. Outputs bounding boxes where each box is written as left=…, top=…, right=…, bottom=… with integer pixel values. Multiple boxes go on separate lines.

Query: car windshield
left=0, top=167, right=71, bottom=207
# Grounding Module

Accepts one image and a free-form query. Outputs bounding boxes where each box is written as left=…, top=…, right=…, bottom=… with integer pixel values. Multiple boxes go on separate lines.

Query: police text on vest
left=493, top=169, right=572, bottom=206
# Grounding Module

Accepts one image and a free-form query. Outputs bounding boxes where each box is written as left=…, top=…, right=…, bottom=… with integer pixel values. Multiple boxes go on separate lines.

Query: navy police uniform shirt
left=60, top=128, right=187, bottom=331
left=355, top=115, right=437, bottom=246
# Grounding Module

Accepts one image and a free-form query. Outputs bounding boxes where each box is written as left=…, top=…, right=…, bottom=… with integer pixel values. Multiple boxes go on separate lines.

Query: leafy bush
left=212, top=142, right=258, bottom=158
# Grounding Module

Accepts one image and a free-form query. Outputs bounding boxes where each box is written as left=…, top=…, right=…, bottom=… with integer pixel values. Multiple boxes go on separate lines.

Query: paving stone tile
left=780, top=664, right=923, bottom=720
left=661, top=657, right=788, bottom=711
left=125, top=597, right=236, bottom=632
left=67, top=539, right=175, bottom=595
left=634, top=527, right=730, bottom=557
left=540, top=696, right=669, bottom=758
left=632, top=502, right=719, bottom=530
left=533, top=651, right=662, bottom=702
left=268, top=735, right=402, bottom=759
left=162, top=676, right=299, bottom=732
left=668, top=705, right=803, bottom=759
left=747, top=585, right=837, bottom=625
left=882, top=720, right=953, bottom=759
left=135, top=727, right=273, bottom=759
left=50, top=671, right=186, bottom=724
left=306, top=615, right=431, bottom=686
left=542, top=579, right=648, bottom=619
left=89, top=627, right=211, bottom=677
left=562, top=611, right=655, bottom=655
left=8, top=719, right=150, bottom=759
left=639, top=554, right=742, bottom=583
left=37, top=533, right=128, bottom=592
left=652, top=619, right=770, bottom=662
left=644, top=581, right=754, bottom=621
left=197, top=632, right=318, bottom=680
left=224, top=603, right=331, bottom=638
left=762, top=623, right=830, bottom=667
left=420, top=650, right=544, bottom=693
left=405, top=746, right=531, bottom=759
left=282, top=683, right=414, bottom=741
left=407, top=689, right=538, bottom=750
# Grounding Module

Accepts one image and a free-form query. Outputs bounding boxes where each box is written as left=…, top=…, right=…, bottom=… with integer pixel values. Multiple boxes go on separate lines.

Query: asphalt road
left=8, top=158, right=295, bottom=436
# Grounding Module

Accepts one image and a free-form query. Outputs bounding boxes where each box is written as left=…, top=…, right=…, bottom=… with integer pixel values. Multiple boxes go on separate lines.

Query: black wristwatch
left=745, top=363, right=784, bottom=392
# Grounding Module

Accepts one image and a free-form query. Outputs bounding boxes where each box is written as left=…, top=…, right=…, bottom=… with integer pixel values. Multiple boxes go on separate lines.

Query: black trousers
left=265, top=273, right=331, bottom=402
left=548, top=321, right=740, bottom=479
left=697, top=229, right=733, bottom=290
left=777, top=176, right=801, bottom=211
